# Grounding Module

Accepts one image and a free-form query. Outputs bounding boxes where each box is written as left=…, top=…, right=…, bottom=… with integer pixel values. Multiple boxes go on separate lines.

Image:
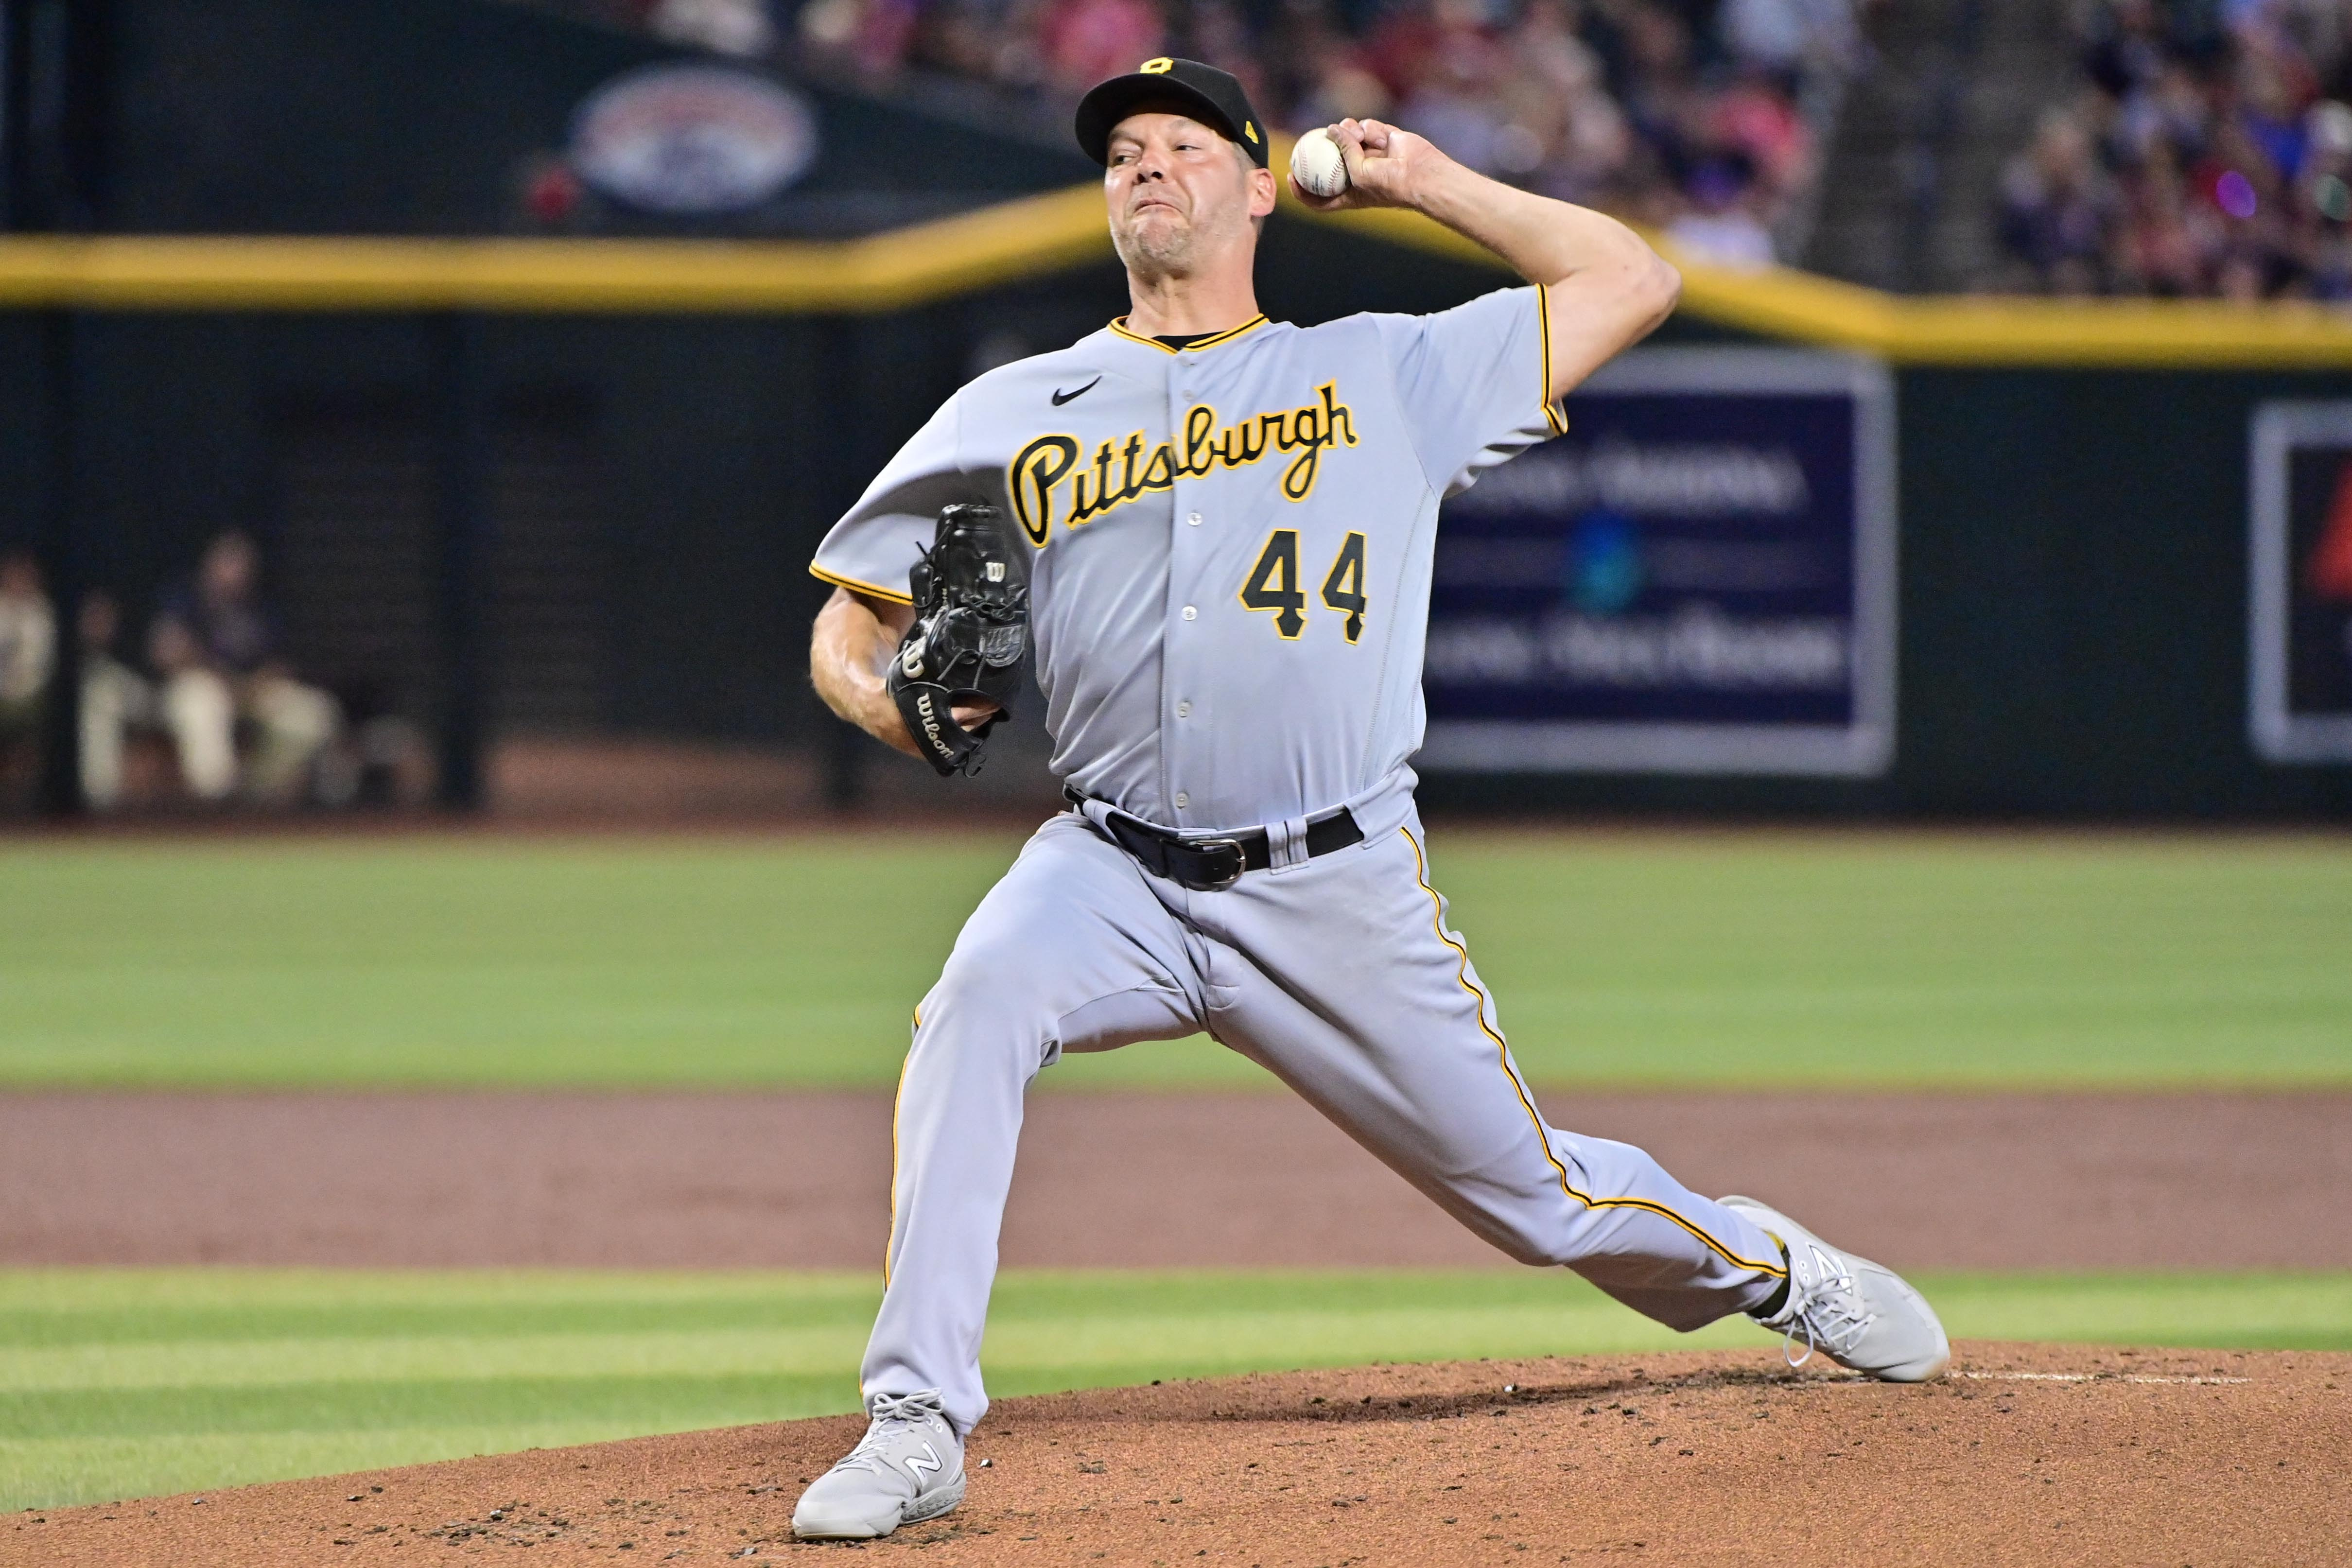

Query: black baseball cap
left=1075, top=58, right=1269, bottom=170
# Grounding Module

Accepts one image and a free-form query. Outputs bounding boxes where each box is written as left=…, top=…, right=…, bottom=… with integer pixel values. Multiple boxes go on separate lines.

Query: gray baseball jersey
left=812, top=286, right=1567, bottom=829
left=814, top=290, right=1789, bottom=1439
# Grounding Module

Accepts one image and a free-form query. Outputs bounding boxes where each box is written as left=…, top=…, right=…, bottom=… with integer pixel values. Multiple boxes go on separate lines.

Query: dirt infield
left=13, top=1343, right=2346, bottom=1567
left=5, top=1090, right=2350, bottom=1270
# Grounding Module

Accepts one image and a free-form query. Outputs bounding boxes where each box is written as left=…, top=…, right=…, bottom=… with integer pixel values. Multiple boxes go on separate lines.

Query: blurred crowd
left=592, top=0, right=1875, bottom=268
left=0, top=534, right=351, bottom=813
left=1999, top=0, right=2352, bottom=297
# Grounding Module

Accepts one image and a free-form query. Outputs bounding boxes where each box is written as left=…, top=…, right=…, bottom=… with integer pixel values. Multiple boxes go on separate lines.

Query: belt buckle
left=1183, top=836, right=1246, bottom=890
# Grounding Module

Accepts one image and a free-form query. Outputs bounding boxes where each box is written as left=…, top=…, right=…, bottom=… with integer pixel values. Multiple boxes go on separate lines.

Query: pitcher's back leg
left=864, top=813, right=1205, bottom=1434
left=1194, top=821, right=1786, bottom=1329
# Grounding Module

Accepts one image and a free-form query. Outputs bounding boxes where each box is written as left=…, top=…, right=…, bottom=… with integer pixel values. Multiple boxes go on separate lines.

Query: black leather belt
left=1066, top=787, right=1364, bottom=891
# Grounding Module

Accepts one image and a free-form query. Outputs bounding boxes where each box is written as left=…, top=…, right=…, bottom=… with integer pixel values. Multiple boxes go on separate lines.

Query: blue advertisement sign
left=1419, top=348, right=1896, bottom=775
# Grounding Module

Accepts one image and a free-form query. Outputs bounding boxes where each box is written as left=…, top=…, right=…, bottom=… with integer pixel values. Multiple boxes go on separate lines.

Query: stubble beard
left=1115, top=209, right=1198, bottom=286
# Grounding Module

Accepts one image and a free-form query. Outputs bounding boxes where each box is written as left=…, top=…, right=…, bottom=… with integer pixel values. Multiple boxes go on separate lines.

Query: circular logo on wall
left=570, top=65, right=818, bottom=215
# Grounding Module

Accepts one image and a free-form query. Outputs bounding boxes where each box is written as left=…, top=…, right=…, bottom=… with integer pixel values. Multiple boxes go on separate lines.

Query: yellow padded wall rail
left=0, top=184, right=1113, bottom=314
left=2, top=154, right=2351, bottom=367
left=1289, top=198, right=2352, bottom=368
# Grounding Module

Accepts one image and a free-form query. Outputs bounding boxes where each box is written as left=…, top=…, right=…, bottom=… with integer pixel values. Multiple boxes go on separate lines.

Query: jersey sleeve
left=1371, top=285, right=1568, bottom=499
left=809, top=394, right=977, bottom=604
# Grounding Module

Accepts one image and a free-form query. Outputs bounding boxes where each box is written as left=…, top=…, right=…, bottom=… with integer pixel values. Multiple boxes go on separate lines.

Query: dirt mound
left=12, top=1344, right=2346, bottom=1568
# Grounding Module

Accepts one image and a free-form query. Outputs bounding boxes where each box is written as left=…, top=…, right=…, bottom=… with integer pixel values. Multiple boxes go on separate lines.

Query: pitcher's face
left=1105, top=111, right=1266, bottom=278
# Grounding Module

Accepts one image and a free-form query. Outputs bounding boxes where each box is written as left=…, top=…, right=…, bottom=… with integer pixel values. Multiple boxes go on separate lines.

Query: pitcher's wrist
left=1404, top=151, right=1473, bottom=223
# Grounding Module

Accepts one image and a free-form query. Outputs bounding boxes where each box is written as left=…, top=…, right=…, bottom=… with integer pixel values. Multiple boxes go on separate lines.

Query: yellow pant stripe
left=1399, top=828, right=1786, bottom=1281
left=883, top=1008, right=920, bottom=1286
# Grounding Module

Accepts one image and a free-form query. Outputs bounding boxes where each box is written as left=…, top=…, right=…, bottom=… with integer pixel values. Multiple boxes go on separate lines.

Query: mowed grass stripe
left=0, top=834, right=2346, bottom=1088
left=4, top=1268, right=2350, bottom=1510
left=3, top=1375, right=858, bottom=1439
left=0, top=1328, right=871, bottom=1394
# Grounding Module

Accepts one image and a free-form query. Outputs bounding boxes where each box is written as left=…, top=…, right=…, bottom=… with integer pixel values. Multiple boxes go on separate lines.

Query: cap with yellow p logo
left=1073, top=57, right=1270, bottom=170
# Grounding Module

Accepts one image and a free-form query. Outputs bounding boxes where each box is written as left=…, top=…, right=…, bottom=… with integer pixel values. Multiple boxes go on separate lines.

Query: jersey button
left=1186, top=512, right=1202, bottom=527
left=1174, top=792, right=1189, bottom=808
left=1181, top=606, right=1197, bottom=620
left=1176, top=700, right=1191, bottom=718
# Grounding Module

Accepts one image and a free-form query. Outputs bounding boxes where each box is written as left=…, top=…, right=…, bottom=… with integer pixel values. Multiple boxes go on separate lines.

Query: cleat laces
left=1770, top=1242, right=1875, bottom=1370
left=833, top=1390, right=949, bottom=1475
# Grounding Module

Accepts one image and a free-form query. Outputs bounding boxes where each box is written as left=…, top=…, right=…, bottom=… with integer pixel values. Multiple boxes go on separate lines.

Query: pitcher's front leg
left=859, top=815, right=1202, bottom=1436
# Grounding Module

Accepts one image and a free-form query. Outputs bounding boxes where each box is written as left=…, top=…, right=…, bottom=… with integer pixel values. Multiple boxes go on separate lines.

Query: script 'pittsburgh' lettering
left=1007, top=383, right=1359, bottom=546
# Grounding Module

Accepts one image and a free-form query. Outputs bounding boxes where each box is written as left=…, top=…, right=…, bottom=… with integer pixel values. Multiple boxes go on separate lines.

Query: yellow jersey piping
left=811, top=562, right=915, bottom=606
left=1534, top=285, right=1568, bottom=436
left=1399, top=827, right=1785, bottom=1280
left=1108, top=313, right=1270, bottom=354
left=884, top=1007, right=921, bottom=1286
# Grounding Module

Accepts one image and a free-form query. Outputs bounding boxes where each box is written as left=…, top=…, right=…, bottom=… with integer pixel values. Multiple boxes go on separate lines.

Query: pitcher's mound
left=15, top=1343, right=2348, bottom=1567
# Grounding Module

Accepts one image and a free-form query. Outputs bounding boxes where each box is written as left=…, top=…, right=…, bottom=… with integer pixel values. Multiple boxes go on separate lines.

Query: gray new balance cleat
left=791, top=1389, right=967, bottom=1540
left=1720, top=1196, right=1951, bottom=1383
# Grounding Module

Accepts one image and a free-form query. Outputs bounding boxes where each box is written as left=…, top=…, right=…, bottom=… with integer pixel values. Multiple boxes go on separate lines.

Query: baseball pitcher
left=795, top=57, right=1949, bottom=1541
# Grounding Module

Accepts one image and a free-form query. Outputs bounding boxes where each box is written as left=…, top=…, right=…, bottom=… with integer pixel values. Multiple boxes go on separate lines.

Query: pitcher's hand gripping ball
left=1289, top=126, right=1350, bottom=198
left=888, top=502, right=1029, bottom=776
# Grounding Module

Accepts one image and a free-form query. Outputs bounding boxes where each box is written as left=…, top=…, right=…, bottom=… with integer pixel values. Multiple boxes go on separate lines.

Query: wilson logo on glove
left=886, top=503, right=1030, bottom=777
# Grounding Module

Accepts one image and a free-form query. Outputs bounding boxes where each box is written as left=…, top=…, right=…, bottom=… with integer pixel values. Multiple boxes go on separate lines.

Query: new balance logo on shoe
left=793, top=1391, right=965, bottom=1541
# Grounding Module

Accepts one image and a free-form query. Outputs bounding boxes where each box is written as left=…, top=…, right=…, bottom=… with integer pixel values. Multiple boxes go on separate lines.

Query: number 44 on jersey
left=1240, top=530, right=1367, bottom=644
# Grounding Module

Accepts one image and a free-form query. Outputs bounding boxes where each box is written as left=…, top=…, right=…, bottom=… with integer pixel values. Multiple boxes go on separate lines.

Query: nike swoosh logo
left=1051, top=377, right=1101, bottom=407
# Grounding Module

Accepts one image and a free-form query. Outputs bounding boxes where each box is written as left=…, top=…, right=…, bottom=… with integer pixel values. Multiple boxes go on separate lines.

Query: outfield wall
left=1897, top=368, right=2352, bottom=818
left=3, top=0, right=2348, bottom=818
left=1428, top=360, right=2352, bottom=819
left=10, top=272, right=2349, bottom=820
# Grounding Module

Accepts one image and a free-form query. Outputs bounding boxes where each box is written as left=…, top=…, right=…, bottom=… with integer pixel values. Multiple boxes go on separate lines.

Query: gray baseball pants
left=864, top=785, right=1789, bottom=1434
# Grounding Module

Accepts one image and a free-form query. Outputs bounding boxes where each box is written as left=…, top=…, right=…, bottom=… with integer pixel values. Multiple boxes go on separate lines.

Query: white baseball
left=1289, top=127, right=1350, bottom=199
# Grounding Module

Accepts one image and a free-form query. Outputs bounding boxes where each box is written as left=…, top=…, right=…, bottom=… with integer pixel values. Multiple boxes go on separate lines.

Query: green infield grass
left=5, top=1267, right=2349, bottom=1511
left=0, top=832, right=2346, bottom=1088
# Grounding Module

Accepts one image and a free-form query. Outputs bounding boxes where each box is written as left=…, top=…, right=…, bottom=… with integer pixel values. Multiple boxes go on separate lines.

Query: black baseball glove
left=887, top=502, right=1029, bottom=777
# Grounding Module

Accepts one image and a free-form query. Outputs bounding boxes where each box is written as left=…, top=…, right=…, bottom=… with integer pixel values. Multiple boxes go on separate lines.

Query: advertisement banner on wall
left=1418, top=348, right=1896, bottom=775
left=2250, top=402, right=2352, bottom=764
